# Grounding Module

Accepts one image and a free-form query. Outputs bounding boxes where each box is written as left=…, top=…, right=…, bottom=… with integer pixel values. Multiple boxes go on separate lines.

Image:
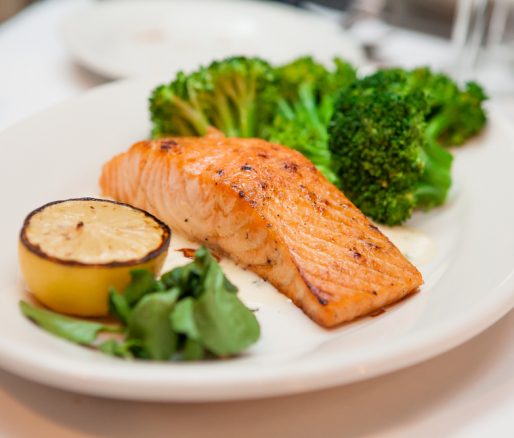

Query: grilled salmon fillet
left=100, top=135, right=422, bottom=327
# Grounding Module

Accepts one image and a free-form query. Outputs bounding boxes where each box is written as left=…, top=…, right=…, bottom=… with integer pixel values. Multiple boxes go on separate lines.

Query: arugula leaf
left=193, top=260, right=260, bottom=356
left=161, top=263, right=201, bottom=298
left=182, top=338, right=205, bottom=361
left=123, top=269, right=162, bottom=305
left=161, top=247, right=237, bottom=298
left=108, top=287, right=131, bottom=325
left=99, top=339, right=141, bottom=359
left=195, top=247, right=238, bottom=294
left=19, top=301, right=121, bottom=345
left=127, top=289, right=180, bottom=360
left=170, top=297, right=199, bottom=339
left=222, top=276, right=238, bottom=294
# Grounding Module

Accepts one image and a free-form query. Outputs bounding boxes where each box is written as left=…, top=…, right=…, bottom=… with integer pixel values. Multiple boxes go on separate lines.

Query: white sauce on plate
left=377, top=224, right=436, bottom=265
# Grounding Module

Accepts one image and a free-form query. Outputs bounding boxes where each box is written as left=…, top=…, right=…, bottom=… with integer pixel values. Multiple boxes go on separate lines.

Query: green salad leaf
left=19, top=301, right=121, bottom=345
left=108, top=287, right=131, bottom=325
left=194, top=258, right=260, bottom=356
left=98, top=339, right=140, bottom=359
left=123, top=269, right=163, bottom=305
left=127, top=289, right=180, bottom=360
left=170, top=297, right=199, bottom=340
left=182, top=338, right=205, bottom=361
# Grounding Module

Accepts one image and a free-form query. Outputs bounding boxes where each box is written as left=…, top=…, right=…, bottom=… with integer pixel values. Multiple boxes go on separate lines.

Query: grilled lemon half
left=19, top=198, right=171, bottom=316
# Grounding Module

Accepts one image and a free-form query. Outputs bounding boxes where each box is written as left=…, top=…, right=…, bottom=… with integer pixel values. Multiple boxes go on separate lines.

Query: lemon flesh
left=19, top=198, right=170, bottom=316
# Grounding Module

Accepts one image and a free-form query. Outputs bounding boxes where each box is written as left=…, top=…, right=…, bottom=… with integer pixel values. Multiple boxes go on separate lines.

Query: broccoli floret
left=150, top=57, right=276, bottom=138
left=264, top=57, right=357, bottom=185
left=425, top=79, right=487, bottom=146
left=380, top=67, right=488, bottom=146
left=328, top=70, right=453, bottom=225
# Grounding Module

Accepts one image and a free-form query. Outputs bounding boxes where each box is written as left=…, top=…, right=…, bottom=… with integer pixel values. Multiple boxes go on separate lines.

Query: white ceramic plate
left=61, top=0, right=365, bottom=79
left=0, top=78, right=513, bottom=401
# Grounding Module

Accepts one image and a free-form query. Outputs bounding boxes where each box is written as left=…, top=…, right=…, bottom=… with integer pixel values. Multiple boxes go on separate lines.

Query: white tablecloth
left=1, top=1, right=513, bottom=436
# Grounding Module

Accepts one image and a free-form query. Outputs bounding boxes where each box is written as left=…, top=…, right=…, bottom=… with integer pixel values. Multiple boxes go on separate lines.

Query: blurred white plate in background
left=61, top=0, right=365, bottom=79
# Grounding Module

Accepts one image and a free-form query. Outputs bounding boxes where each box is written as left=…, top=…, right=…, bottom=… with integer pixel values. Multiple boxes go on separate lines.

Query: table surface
left=1, top=1, right=513, bottom=436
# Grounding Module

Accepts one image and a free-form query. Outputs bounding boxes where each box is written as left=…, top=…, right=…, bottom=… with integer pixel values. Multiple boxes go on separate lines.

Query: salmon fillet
left=100, top=135, right=422, bottom=327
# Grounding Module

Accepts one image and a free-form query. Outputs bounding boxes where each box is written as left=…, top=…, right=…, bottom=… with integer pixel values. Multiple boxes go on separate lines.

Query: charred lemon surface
left=19, top=198, right=170, bottom=316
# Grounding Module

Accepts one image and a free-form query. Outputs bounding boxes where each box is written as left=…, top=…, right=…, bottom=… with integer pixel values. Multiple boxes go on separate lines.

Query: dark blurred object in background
left=383, top=0, right=455, bottom=37
left=281, top=0, right=456, bottom=37
left=0, top=0, right=36, bottom=23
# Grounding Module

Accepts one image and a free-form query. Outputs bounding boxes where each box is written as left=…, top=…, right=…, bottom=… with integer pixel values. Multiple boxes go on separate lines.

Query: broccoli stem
left=276, top=100, right=295, bottom=119
left=425, top=113, right=449, bottom=144
left=415, top=140, right=453, bottom=209
left=214, top=74, right=258, bottom=138
left=211, top=90, right=237, bottom=137
left=171, top=96, right=210, bottom=136
left=297, top=86, right=340, bottom=183
left=318, top=95, right=336, bottom=126
left=271, top=83, right=341, bottom=185
left=297, top=83, right=327, bottom=135
left=237, top=74, right=257, bottom=137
